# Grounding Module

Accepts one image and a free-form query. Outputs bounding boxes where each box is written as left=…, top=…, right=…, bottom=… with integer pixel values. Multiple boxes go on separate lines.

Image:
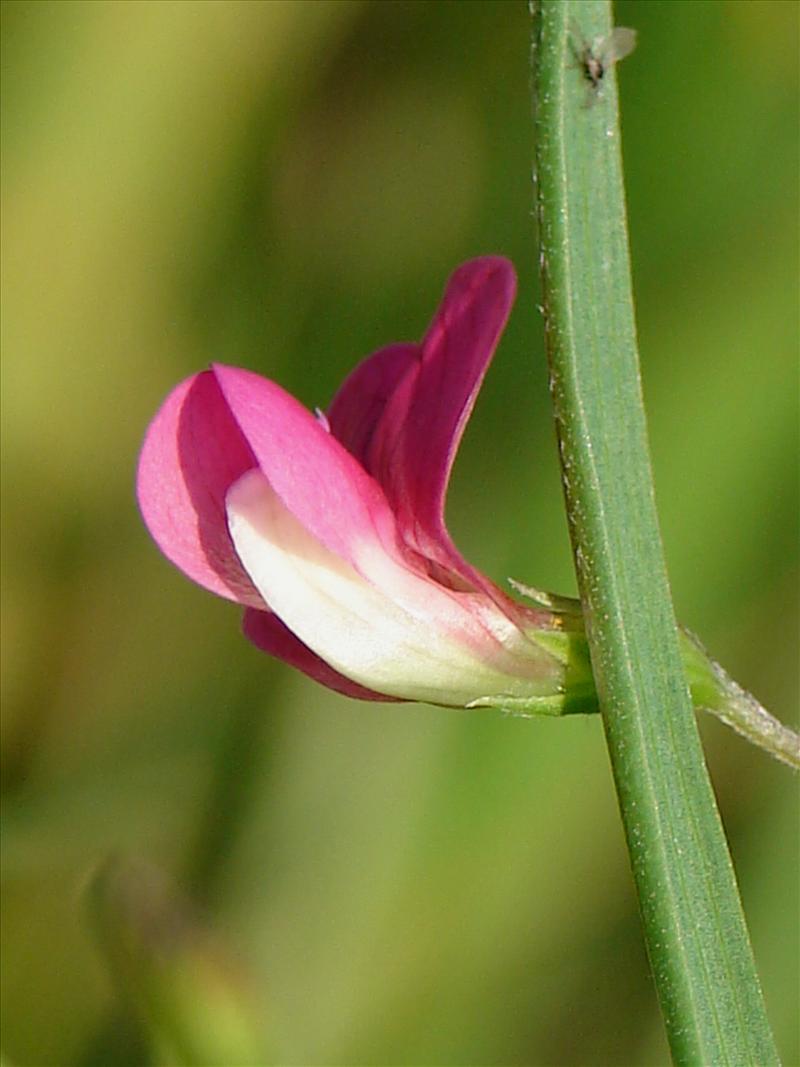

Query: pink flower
left=137, top=258, right=591, bottom=712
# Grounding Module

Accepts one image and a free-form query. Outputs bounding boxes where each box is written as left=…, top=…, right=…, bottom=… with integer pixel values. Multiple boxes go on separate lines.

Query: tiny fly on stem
left=571, top=24, right=637, bottom=103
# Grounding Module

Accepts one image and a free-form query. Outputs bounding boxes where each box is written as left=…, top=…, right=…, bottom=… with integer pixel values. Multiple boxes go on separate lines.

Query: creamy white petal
left=226, top=470, right=543, bottom=705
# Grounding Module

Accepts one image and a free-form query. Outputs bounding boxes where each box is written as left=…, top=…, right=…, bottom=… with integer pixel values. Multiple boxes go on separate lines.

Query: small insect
left=571, top=24, right=637, bottom=101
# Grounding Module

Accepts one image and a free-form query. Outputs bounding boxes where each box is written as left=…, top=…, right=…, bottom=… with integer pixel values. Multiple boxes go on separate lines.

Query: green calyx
left=482, top=591, right=800, bottom=770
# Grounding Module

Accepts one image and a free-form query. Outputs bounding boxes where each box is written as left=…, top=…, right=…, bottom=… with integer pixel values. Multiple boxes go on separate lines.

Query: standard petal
left=327, top=342, right=419, bottom=468
left=211, top=364, right=402, bottom=575
left=327, top=260, right=516, bottom=543
left=377, top=256, right=516, bottom=548
left=330, top=258, right=518, bottom=605
left=136, top=371, right=265, bottom=606
left=242, top=609, right=402, bottom=702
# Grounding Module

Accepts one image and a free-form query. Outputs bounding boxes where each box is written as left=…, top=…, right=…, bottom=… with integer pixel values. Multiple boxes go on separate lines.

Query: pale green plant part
left=531, top=1, right=783, bottom=1063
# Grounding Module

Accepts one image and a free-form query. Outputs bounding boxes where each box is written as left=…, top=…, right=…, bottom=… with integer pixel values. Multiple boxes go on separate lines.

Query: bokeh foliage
left=1, top=2, right=797, bottom=1064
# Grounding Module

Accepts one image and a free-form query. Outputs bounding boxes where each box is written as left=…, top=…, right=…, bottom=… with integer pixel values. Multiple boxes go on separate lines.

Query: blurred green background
left=2, top=1, right=797, bottom=1064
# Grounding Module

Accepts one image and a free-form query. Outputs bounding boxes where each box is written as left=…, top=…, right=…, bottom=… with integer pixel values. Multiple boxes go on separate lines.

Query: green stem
left=183, top=674, right=282, bottom=907
left=81, top=675, right=279, bottom=1067
left=680, top=629, right=800, bottom=771
left=530, top=2, right=780, bottom=1063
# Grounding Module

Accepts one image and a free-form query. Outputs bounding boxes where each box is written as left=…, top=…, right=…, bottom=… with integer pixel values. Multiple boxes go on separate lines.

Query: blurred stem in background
left=1, top=515, right=91, bottom=798
left=87, top=857, right=268, bottom=1067
left=531, top=2, right=780, bottom=1064
left=183, top=675, right=283, bottom=910
left=83, top=677, right=280, bottom=1066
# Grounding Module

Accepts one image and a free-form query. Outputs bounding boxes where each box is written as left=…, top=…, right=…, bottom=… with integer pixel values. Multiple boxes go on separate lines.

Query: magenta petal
left=327, top=343, right=419, bottom=468
left=243, top=609, right=402, bottom=702
left=137, top=371, right=265, bottom=607
left=385, top=257, right=516, bottom=542
left=333, top=258, right=517, bottom=601
left=211, top=364, right=400, bottom=570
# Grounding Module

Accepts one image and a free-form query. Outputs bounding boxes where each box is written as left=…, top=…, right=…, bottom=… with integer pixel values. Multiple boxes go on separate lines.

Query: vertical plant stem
left=530, top=2, right=780, bottom=1063
left=82, top=673, right=280, bottom=1067
left=184, top=674, right=282, bottom=908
